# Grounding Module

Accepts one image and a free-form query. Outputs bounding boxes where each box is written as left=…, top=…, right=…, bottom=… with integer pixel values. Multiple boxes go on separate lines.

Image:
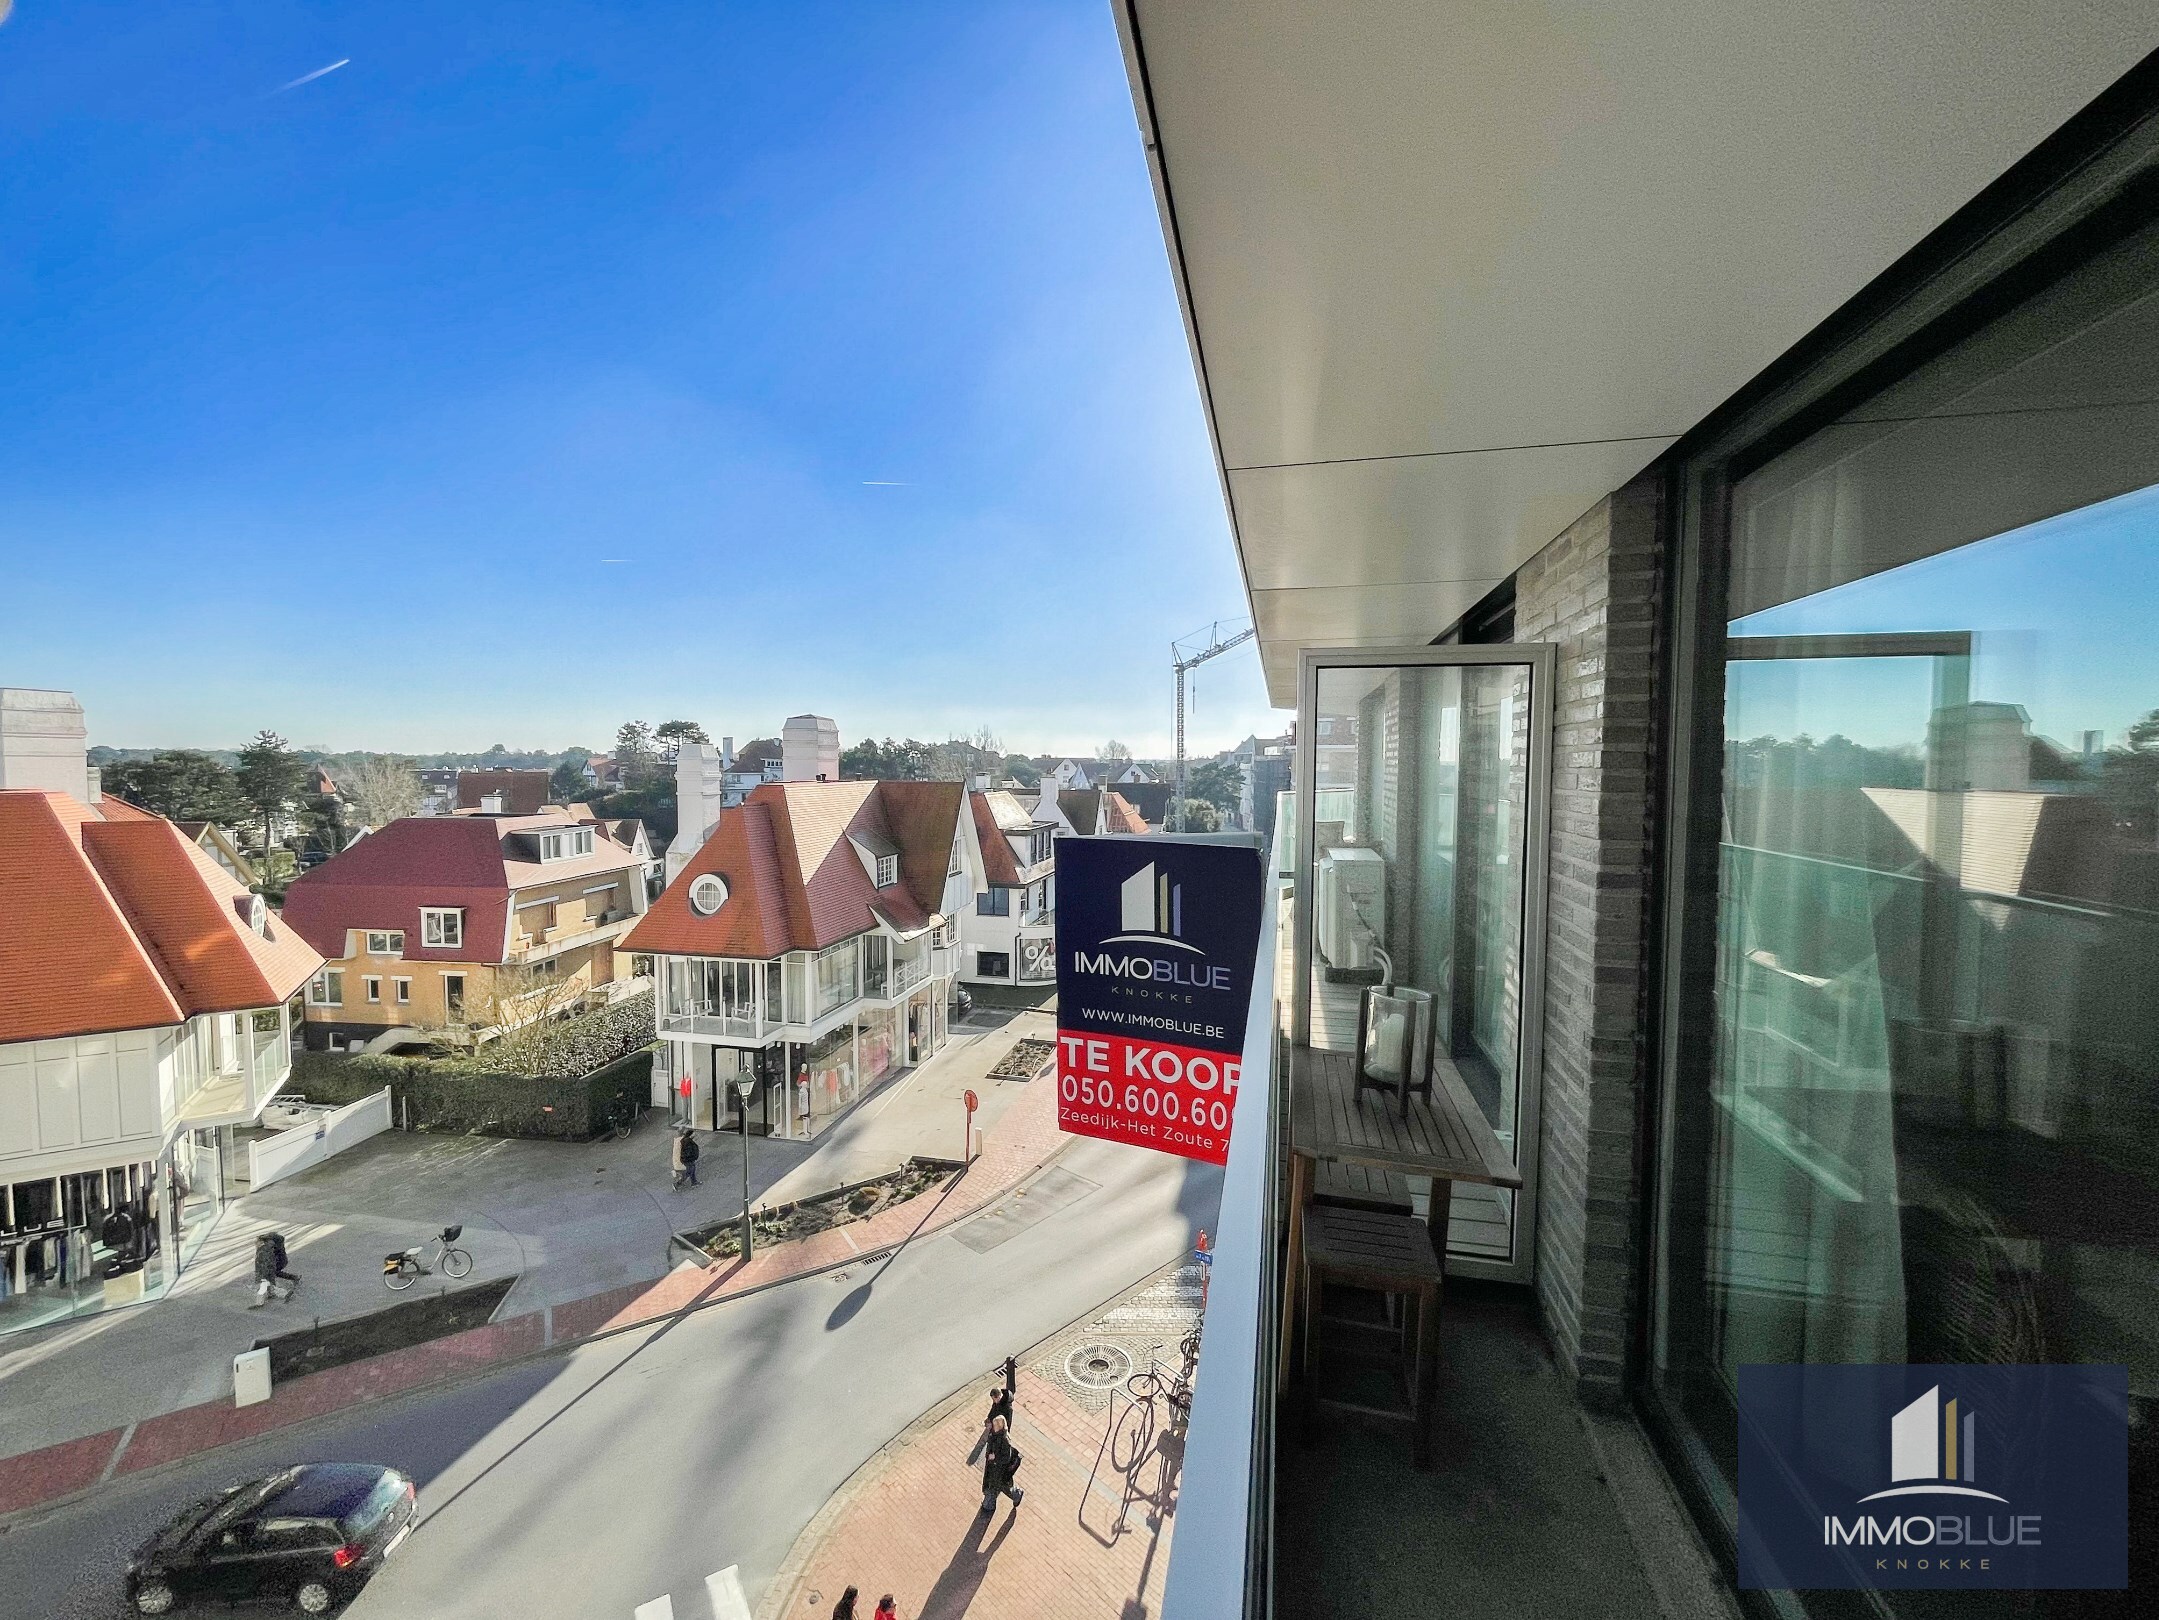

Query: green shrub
left=288, top=1043, right=655, bottom=1140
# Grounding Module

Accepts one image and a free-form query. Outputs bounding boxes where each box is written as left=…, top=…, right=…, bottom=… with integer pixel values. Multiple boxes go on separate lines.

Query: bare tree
left=1097, top=738, right=1133, bottom=766
left=344, top=756, right=425, bottom=829
left=467, top=963, right=588, bottom=1058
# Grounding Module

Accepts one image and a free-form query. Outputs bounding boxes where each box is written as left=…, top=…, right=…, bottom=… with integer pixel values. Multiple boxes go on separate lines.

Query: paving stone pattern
left=764, top=1262, right=1202, bottom=1620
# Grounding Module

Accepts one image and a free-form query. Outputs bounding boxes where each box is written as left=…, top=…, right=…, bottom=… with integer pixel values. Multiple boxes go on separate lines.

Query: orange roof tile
left=0, top=790, right=325, bottom=1044
left=625, top=781, right=965, bottom=960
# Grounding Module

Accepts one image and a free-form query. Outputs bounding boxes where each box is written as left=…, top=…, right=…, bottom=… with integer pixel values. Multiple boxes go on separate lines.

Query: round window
left=689, top=874, right=729, bottom=916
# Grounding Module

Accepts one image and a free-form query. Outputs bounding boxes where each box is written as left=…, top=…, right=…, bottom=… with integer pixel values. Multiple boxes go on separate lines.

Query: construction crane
left=1171, top=619, right=1257, bottom=832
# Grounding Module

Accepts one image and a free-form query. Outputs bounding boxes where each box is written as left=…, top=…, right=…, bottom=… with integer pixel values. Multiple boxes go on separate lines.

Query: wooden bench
left=1299, top=1203, right=1444, bottom=1468
left=1312, top=1158, right=1415, bottom=1215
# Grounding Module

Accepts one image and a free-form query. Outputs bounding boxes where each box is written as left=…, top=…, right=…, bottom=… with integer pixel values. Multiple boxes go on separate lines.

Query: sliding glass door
left=1295, top=644, right=1554, bottom=1279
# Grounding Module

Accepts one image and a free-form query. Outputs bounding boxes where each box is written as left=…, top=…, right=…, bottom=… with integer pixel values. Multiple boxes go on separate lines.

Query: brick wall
left=1513, top=473, right=1663, bottom=1404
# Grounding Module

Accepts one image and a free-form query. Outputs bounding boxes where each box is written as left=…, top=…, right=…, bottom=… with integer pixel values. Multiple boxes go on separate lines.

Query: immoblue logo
left=1867, top=1384, right=2002, bottom=1504
left=1112, top=861, right=1196, bottom=952
left=1737, top=1365, right=2126, bottom=1591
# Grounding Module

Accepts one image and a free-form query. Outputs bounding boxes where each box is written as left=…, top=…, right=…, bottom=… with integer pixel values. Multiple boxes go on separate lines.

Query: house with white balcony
left=963, top=788, right=1058, bottom=989
left=625, top=779, right=975, bottom=1138
left=0, top=695, right=323, bottom=1337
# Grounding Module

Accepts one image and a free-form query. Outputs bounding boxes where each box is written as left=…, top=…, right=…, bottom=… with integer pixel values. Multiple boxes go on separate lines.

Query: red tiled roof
left=454, top=769, right=552, bottom=815
left=626, top=781, right=965, bottom=959
left=86, top=821, right=321, bottom=1014
left=281, top=810, right=646, bottom=965
left=1104, top=792, right=1150, bottom=835
left=0, top=791, right=325, bottom=1044
left=1115, top=782, right=1174, bottom=827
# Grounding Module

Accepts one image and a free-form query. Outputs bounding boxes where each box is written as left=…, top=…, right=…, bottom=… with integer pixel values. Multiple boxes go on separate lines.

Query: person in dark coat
left=671, top=1127, right=700, bottom=1189
left=249, top=1234, right=294, bottom=1307
left=986, top=1354, right=1016, bottom=1430
left=979, top=1414, right=1024, bottom=1515
left=269, top=1231, right=300, bottom=1293
left=832, top=1588, right=858, bottom=1620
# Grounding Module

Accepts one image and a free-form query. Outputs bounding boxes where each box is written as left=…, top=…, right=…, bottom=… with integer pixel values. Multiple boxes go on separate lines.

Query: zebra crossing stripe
left=705, top=1565, right=751, bottom=1620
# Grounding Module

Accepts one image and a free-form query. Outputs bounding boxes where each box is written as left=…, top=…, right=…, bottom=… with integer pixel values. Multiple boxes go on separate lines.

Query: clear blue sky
left=0, top=0, right=1275, bottom=757
left=1729, top=481, right=2159, bottom=751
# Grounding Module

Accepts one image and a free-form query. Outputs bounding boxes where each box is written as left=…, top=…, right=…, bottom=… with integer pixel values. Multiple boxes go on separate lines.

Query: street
left=0, top=1134, right=1219, bottom=1620
left=0, top=1010, right=1051, bottom=1461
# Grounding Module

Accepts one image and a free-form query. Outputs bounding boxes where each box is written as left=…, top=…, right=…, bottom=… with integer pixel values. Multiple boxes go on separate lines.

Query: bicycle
left=1125, top=1342, right=1194, bottom=1423
left=383, top=1225, right=473, bottom=1291
left=605, top=1098, right=640, bottom=1141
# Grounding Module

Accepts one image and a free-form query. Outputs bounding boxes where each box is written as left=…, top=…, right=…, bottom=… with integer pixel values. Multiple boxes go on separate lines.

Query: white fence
left=248, top=1087, right=394, bottom=1190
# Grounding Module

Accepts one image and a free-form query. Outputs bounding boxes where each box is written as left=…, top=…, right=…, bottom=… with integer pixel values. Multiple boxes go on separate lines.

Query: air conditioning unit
left=1316, top=846, right=1386, bottom=979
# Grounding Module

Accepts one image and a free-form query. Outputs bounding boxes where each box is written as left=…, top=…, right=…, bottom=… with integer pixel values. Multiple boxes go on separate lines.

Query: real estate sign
left=1055, top=837, right=1264, bottom=1166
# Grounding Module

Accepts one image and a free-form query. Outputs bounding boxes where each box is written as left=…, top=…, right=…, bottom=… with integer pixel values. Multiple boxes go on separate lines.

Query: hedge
left=489, top=990, right=655, bottom=1079
left=287, top=1044, right=656, bottom=1140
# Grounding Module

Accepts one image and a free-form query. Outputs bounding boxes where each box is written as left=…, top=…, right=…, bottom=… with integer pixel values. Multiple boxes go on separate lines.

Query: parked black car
left=125, top=1463, right=417, bottom=1615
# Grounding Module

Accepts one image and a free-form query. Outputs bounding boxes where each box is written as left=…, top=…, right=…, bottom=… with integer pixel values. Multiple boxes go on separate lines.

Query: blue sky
left=0, top=0, right=1273, bottom=756
left=1729, top=481, right=2159, bottom=751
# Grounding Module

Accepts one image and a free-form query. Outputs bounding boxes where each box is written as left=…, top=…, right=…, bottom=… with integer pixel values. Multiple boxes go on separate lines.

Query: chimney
left=0, top=689, right=90, bottom=803
left=781, top=715, right=840, bottom=783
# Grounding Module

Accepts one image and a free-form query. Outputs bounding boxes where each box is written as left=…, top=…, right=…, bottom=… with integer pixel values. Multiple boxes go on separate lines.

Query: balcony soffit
left=1120, top=0, right=2159, bottom=703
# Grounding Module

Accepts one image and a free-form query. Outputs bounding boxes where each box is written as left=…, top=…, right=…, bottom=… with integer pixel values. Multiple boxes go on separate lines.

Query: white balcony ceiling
left=1115, top=2, right=2159, bottom=702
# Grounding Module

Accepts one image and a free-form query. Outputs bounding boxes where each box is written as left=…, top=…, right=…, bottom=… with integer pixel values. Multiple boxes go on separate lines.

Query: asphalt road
left=0, top=1136, right=1220, bottom=1620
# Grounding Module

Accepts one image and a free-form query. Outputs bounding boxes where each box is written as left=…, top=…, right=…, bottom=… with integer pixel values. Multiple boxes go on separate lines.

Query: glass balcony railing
left=1158, top=819, right=1289, bottom=1620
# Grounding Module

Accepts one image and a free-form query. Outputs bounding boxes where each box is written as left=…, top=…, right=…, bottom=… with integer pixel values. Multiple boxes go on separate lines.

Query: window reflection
left=1660, top=215, right=2159, bottom=1613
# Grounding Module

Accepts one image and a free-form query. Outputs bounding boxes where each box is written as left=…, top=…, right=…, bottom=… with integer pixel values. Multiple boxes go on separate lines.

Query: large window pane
left=1658, top=214, right=2159, bottom=1612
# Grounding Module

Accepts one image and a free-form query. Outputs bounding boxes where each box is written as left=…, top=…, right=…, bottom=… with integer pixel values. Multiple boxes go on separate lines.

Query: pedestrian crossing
left=632, top=1564, right=750, bottom=1620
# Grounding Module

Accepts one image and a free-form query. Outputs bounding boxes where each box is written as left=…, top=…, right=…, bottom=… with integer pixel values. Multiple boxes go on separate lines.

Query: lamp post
left=734, top=1074, right=757, bottom=1262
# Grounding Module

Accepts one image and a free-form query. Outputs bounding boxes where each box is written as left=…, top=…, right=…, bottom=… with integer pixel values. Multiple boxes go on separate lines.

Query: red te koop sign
left=1054, top=838, right=1264, bottom=1167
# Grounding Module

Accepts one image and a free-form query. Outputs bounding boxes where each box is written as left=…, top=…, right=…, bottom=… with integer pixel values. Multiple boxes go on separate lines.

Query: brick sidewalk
left=762, top=1265, right=1200, bottom=1620
left=0, top=1074, right=1069, bottom=1521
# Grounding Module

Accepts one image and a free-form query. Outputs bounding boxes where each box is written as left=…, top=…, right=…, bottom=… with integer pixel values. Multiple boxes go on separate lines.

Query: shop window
left=976, top=950, right=1010, bottom=979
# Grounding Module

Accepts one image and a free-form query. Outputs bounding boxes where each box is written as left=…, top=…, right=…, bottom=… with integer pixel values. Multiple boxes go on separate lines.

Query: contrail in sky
left=276, top=59, right=349, bottom=93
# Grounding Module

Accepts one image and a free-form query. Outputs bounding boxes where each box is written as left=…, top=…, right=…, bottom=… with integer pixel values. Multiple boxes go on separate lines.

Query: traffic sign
left=963, top=1088, right=979, bottom=1113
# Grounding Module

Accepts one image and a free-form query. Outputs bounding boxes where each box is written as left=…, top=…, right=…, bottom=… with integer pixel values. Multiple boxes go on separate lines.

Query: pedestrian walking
left=873, top=1598, right=898, bottom=1620
left=249, top=1233, right=295, bottom=1307
left=986, top=1353, right=1016, bottom=1430
left=671, top=1126, right=701, bottom=1190
left=832, top=1588, right=858, bottom=1620
left=270, top=1230, right=300, bottom=1295
left=979, top=1414, right=1024, bottom=1515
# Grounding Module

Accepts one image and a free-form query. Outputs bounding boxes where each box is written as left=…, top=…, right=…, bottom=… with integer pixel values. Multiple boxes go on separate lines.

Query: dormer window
left=537, top=827, right=596, bottom=861
left=421, top=908, right=464, bottom=949
left=875, top=853, right=899, bottom=888
left=365, top=930, right=405, bottom=957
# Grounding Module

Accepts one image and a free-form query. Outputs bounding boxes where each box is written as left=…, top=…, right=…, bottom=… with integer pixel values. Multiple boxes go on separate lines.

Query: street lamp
left=734, top=1075, right=757, bottom=1262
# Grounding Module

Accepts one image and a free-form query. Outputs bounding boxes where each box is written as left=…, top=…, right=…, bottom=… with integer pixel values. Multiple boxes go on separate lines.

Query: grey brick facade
left=1513, top=474, right=1663, bottom=1404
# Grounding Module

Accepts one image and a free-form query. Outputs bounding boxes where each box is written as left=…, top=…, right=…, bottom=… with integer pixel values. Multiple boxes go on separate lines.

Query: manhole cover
left=1065, top=1342, right=1133, bottom=1390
